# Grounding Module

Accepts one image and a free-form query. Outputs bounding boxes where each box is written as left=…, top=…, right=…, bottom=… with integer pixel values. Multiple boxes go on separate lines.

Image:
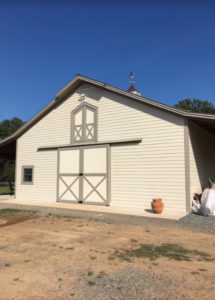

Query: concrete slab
left=0, top=198, right=187, bottom=220
left=0, top=195, right=15, bottom=200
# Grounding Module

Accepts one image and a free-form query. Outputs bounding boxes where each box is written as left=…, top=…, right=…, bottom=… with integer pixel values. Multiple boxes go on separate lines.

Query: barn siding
left=16, top=83, right=186, bottom=212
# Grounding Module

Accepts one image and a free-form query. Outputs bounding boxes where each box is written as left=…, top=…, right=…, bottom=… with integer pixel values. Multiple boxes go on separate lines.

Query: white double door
left=58, top=145, right=109, bottom=205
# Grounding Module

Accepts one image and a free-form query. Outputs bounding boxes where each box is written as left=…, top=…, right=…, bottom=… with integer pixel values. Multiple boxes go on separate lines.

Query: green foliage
left=0, top=117, right=24, bottom=192
left=0, top=161, right=15, bottom=192
left=114, top=243, right=213, bottom=262
left=0, top=186, right=10, bottom=195
left=87, top=280, right=96, bottom=286
left=87, top=271, right=94, bottom=276
left=0, top=117, right=24, bottom=140
left=175, top=99, right=215, bottom=114
left=0, top=208, right=29, bottom=215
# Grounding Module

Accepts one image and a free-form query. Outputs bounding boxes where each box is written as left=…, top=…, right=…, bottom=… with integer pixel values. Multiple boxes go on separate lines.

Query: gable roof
left=1, top=74, right=215, bottom=149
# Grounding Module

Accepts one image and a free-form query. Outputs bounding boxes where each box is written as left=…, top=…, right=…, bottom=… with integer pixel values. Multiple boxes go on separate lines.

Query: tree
left=1, top=161, right=15, bottom=192
left=0, top=117, right=24, bottom=140
left=174, top=99, right=215, bottom=114
left=0, top=118, right=24, bottom=193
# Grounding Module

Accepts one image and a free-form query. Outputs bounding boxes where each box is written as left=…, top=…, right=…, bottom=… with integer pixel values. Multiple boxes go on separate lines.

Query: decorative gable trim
left=71, top=102, right=98, bottom=144
left=1, top=74, right=215, bottom=149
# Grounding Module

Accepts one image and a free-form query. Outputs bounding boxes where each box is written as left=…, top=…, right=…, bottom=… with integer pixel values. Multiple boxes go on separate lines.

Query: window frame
left=71, top=102, right=98, bottom=144
left=21, top=166, right=34, bottom=185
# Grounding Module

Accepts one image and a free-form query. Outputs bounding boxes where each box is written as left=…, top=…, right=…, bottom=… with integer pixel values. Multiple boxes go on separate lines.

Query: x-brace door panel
left=59, top=175, right=80, bottom=201
left=58, top=149, right=81, bottom=202
left=58, top=146, right=110, bottom=205
left=82, top=147, right=108, bottom=204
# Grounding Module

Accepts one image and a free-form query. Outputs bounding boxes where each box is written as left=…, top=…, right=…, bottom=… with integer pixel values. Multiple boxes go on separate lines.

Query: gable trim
left=1, top=74, right=215, bottom=148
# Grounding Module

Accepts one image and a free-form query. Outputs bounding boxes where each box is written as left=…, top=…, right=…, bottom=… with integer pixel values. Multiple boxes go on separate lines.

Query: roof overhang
left=1, top=74, right=215, bottom=157
left=0, top=140, right=16, bottom=159
left=189, top=117, right=215, bottom=135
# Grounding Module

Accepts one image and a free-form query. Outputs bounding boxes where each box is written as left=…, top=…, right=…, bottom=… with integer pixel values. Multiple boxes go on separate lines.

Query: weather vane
left=127, top=71, right=142, bottom=96
left=129, top=72, right=135, bottom=85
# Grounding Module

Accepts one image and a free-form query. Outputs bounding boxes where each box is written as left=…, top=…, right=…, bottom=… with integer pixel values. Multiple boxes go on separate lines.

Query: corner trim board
left=184, top=119, right=191, bottom=212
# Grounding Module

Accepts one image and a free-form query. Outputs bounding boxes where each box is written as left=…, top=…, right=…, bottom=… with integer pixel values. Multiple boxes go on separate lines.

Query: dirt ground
left=0, top=209, right=214, bottom=300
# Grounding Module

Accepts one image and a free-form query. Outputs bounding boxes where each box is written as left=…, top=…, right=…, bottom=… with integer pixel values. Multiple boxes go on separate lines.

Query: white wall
left=189, top=121, right=215, bottom=199
left=16, top=83, right=186, bottom=212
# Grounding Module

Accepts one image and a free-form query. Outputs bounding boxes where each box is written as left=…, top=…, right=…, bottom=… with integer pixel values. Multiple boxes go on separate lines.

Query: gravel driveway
left=0, top=202, right=214, bottom=234
left=75, top=267, right=189, bottom=300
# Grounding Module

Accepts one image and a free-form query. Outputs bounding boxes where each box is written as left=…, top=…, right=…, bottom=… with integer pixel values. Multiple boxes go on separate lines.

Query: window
left=71, top=103, right=97, bottom=143
left=22, top=166, right=34, bottom=184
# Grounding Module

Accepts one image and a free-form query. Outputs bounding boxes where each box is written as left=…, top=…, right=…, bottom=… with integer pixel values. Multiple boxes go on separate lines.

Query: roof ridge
left=1, top=74, right=215, bottom=147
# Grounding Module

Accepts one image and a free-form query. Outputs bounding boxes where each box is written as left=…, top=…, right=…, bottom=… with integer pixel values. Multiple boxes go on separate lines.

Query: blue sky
left=0, top=0, right=215, bottom=121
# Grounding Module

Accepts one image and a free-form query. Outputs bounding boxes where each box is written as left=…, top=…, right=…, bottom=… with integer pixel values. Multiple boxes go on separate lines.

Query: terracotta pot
left=151, top=198, right=164, bottom=214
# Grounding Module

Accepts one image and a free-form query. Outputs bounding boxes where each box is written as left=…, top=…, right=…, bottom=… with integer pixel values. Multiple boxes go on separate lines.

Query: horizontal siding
left=111, top=143, right=185, bottom=212
left=16, top=83, right=186, bottom=212
left=16, top=148, right=57, bottom=201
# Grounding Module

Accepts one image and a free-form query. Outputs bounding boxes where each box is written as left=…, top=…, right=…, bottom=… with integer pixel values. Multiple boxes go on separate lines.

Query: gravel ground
left=74, top=267, right=189, bottom=300
left=177, top=213, right=215, bottom=233
left=0, top=204, right=214, bottom=300
left=0, top=202, right=214, bottom=234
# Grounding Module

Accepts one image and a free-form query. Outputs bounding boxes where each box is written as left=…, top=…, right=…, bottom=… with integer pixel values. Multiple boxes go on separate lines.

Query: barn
left=1, top=74, right=215, bottom=215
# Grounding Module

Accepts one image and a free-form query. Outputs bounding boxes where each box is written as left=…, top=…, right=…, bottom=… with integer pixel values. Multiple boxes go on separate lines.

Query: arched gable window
left=71, top=102, right=98, bottom=143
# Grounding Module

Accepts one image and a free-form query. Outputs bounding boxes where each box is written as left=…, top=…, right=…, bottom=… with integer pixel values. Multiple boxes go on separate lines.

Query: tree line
left=0, top=99, right=215, bottom=194
left=0, top=118, right=24, bottom=193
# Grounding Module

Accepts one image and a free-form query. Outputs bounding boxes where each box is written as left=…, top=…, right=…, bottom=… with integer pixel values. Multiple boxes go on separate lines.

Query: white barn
left=1, top=75, right=215, bottom=214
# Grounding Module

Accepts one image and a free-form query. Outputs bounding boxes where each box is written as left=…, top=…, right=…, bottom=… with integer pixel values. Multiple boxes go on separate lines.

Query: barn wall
left=16, top=83, right=186, bottom=212
left=189, top=121, right=215, bottom=200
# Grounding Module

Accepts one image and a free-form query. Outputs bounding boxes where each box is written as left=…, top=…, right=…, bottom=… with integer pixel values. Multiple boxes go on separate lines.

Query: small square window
left=22, top=166, right=34, bottom=184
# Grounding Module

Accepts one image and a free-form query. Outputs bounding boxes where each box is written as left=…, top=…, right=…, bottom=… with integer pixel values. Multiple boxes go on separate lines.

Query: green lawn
left=0, top=186, right=11, bottom=195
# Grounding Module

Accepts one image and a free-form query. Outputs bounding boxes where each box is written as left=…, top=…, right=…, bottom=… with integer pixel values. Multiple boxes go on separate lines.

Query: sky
left=0, top=0, right=215, bottom=121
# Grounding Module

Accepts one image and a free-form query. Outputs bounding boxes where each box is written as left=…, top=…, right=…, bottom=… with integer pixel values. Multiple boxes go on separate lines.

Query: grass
left=191, top=271, right=199, bottom=275
left=87, top=271, right=94, bottom=276
left=0, top=186, right=11, bottom=195
left=5, top=263, right=11, bottom=267
left=65, top=247, right=74, bottom=250
left=96, top=271, right=106, bottom=278
left=114, top=243, right=213, bottom=262
left=89, top=255, right=97, bottom=260
left=130, top=239, right=138, bottom=243
left=0, top=208, right=36, bottom=217
left=87, top=280, right=96, bottom=286
left=108, top=256, right=115, bottom=260
left=0, top=209, right=38, bottom=227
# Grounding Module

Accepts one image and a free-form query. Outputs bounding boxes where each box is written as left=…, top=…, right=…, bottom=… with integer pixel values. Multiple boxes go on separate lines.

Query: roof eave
left=56, top=75, right=215, bottom=121
left=56, top=75, right=187, bottom=117
left=0, top=98, right=56, bottom=147
left=1, top=74, right=215, bottom=148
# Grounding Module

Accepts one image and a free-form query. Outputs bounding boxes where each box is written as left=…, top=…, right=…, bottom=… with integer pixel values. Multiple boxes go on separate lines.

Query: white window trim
left=21, top=165, right=34, bottom=185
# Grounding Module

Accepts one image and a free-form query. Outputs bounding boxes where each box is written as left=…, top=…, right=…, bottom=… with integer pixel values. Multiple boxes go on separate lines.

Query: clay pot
left=151, top=198, right=164, bottom=214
